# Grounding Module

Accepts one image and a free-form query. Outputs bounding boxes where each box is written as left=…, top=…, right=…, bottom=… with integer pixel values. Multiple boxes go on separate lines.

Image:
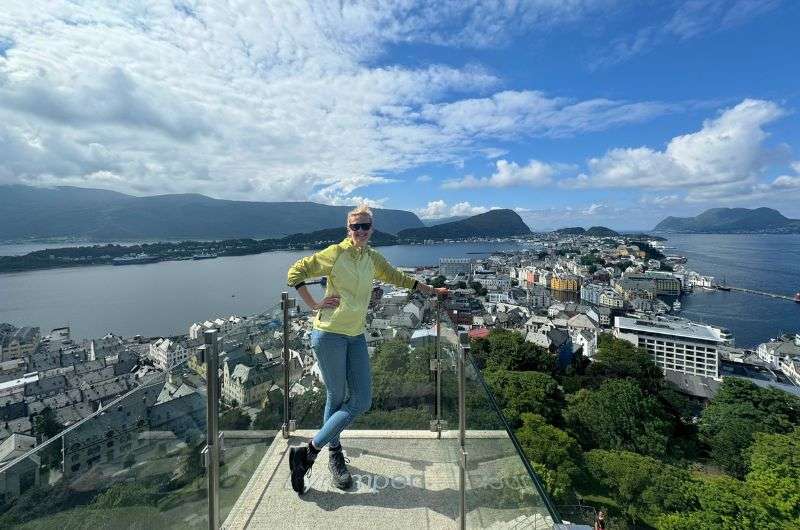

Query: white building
left=756, top=334, right=800, bottom=368
left=439, top=258, right=472, bottom=278
left=571, top=329, right=598, bottom=359
left=614, top=316, right=729, bottom=379
left=149, top=338, right=188, bottom=370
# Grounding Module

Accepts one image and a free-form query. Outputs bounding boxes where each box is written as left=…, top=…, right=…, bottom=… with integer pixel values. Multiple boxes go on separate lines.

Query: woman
left=286, top=205, right=445, bottom=494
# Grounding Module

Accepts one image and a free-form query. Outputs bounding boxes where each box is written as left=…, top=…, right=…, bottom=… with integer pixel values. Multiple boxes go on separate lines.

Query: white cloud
left=416, top=200, right=449, bottom=219
left=415, top=175, right=432, bottom=182
left=451, top=201, right=492, bottom=216
left=479, top=147, right=509, bottom=159
left=581, top=203, right=607, bottom=215
left=421, top=90, right=673, bottom=139
left=768, top=175, right=800, bottom=190
left=415, top=199, right=493, bottom=219
left=442, top=159, right=565, bottom=189
left=638, top=194, right=683, bottom=206
left=0, top=1, right=688, bottom=204
left=566, top=99, right=786, bottom=200
left=591, top=0, right=783, bottom=69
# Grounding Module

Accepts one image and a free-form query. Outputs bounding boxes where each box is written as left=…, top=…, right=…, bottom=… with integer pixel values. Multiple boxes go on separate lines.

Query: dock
left=717, top=285, right=798, bottom=302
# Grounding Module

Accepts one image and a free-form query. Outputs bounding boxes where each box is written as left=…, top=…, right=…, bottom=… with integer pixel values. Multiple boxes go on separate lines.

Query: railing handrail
left=0, top=361, right=188, bottom=475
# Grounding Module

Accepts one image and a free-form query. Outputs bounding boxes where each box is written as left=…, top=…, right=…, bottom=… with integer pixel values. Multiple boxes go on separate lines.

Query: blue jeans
left=310, top=330, right=372, bottom=449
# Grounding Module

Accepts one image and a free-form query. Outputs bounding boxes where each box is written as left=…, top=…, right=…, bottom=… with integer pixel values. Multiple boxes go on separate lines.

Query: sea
left=0, top=235, right=798, bottom=347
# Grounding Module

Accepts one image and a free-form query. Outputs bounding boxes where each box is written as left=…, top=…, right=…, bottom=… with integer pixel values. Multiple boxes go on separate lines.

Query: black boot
left=328, top=445, right=353, bottom=490
left=289, top=443, right=318, bottom=494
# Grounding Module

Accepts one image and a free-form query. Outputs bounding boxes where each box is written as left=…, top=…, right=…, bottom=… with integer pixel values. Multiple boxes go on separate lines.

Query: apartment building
left=614, top=316, right=729, bottom=379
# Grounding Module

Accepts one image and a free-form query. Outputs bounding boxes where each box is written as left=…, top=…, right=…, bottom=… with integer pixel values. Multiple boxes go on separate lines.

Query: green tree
left=253, top=402, right=282, bottom=430
left=32, top=407, right=63, bottom=441
left=565, top=379, right=670, bottom=456
left=31, top=407, right=65, bottom=469
left=699, top=378, right=800, bottom=477
left=587, top=334, right=663, bottom=395
left=746, top=427, right=800, bottom=526
left=220, top=408, right=251, bottom=430
left=469, top=281, right=488, bottom=296
left=585, top=449, right=694, bottom=525
left=485, top=371, right=563, bottom=426
left=472, top=329, right=555, bottom=373
left=515, top=413, right=582, bottom=502
left=92, top=482, right=156, bottom=509
left=430, top=275, right=446, bottom=288
left=657, top=475, right=781, bottom=530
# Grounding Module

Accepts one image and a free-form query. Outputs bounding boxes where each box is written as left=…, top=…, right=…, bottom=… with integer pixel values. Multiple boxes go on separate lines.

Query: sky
left=1, top=1, right=799, bottom=230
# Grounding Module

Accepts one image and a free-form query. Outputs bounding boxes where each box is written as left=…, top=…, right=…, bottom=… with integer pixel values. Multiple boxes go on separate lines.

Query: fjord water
left=0, top=235, right=798, bottom=346
left=0, top=242, right=523, bottom=339
left=666, top=234, right=800, bottom=347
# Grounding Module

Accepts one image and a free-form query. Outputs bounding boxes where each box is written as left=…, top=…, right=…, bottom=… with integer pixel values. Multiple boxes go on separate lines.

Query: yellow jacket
left=287, top=238, right=417, bottom=336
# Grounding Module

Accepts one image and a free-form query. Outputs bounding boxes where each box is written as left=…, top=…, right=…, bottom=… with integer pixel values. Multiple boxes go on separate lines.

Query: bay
left=0, top=235, right=797, bottom=347
left=0, top=241, right=523, bottom=340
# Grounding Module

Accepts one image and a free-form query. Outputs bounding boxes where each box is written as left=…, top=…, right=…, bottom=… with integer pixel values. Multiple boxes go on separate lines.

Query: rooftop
left=615, top=316, right=726, bottom=343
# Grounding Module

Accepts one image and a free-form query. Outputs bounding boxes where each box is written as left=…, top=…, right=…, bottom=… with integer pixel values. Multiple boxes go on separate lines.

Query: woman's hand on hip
left=314, top=296, right=340, bottom=310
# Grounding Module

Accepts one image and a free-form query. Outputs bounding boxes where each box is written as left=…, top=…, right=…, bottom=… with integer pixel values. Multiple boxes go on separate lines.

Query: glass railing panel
left=0, top=360, right=208, bottom=529
left=216, top=301, right=284, bottom=524
left=292, top=287, right=438, bottom=433
left=438, top=307, right=462, bottom=433
left=464, top=350, right=561, bottom=529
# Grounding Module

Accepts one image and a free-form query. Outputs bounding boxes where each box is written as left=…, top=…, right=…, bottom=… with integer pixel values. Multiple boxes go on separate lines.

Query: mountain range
left=0, top=185, right=423, bottom=240
left=396, top=209, right=531, bottom=240
left=654, top=207, right=800, bottom=234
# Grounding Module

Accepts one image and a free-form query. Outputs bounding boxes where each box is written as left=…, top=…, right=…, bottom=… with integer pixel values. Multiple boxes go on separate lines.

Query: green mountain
left=396, top=209, right=531, bottom=240
left=421, top=215, right=468, bottom=226
left=585, top=226, right=620, bottom=237
left=0, top=185, right=423, bottom=240
left=553, top=227, right=585, bottom=235
left=654, top=207, right=800, bottom=233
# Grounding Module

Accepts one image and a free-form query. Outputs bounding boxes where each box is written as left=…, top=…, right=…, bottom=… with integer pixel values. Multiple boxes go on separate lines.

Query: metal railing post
left=458, top=330, right=468, bottom=530
left=281, top=292, right=296, bottom=439
left=435, top=298, right=442, bottom=438
left=204, top=329, right=220, bottom=530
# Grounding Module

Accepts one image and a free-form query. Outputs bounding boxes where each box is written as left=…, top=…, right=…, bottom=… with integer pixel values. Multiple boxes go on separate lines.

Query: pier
left=717, top=285, right=798, bottom=302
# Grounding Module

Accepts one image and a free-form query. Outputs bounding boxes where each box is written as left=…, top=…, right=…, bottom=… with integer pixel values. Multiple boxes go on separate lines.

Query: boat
left=795, top=292, right=800, bottom=303
left=112, top=253, right=160, bottom=266
left=192, top=253, right=218, bottom=260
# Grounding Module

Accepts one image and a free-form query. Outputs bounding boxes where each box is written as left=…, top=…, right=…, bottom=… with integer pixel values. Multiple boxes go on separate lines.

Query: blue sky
left=1, top=1, right=799, bottom=229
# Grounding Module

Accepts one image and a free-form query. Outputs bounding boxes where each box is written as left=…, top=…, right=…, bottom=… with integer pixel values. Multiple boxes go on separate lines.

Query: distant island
left=0, top=184, right=423, bottom=241
left=0, top=210, right=533, bottom=274
left=396, top=209, right=531, bottom=241
left=654, top=207, right=800, bottom=234
left=0, top=227, right=399, bottom=274
left=552, top=226, right=620, bottom=237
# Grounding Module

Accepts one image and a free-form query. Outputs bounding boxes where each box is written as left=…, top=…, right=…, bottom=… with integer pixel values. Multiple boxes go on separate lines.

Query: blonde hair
left=347, top=204, right=373, bottom=223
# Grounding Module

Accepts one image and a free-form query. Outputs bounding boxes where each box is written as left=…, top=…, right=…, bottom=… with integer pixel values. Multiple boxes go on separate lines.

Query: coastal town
left=2, top=231, right=800, bottom=504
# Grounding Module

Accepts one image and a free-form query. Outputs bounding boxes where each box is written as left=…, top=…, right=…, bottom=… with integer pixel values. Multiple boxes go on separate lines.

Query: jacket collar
left=340, top=237, right=368, bottom=254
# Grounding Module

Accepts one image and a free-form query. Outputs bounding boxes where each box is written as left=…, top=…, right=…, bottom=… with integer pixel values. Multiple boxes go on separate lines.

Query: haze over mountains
left=0, top=185, right=424, bottom=241
left=654, top=207, right=800, bottom=234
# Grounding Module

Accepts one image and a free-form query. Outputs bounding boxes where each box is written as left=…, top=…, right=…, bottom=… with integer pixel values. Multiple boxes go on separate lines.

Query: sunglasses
left=348, top=222, right=372, bottom=232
